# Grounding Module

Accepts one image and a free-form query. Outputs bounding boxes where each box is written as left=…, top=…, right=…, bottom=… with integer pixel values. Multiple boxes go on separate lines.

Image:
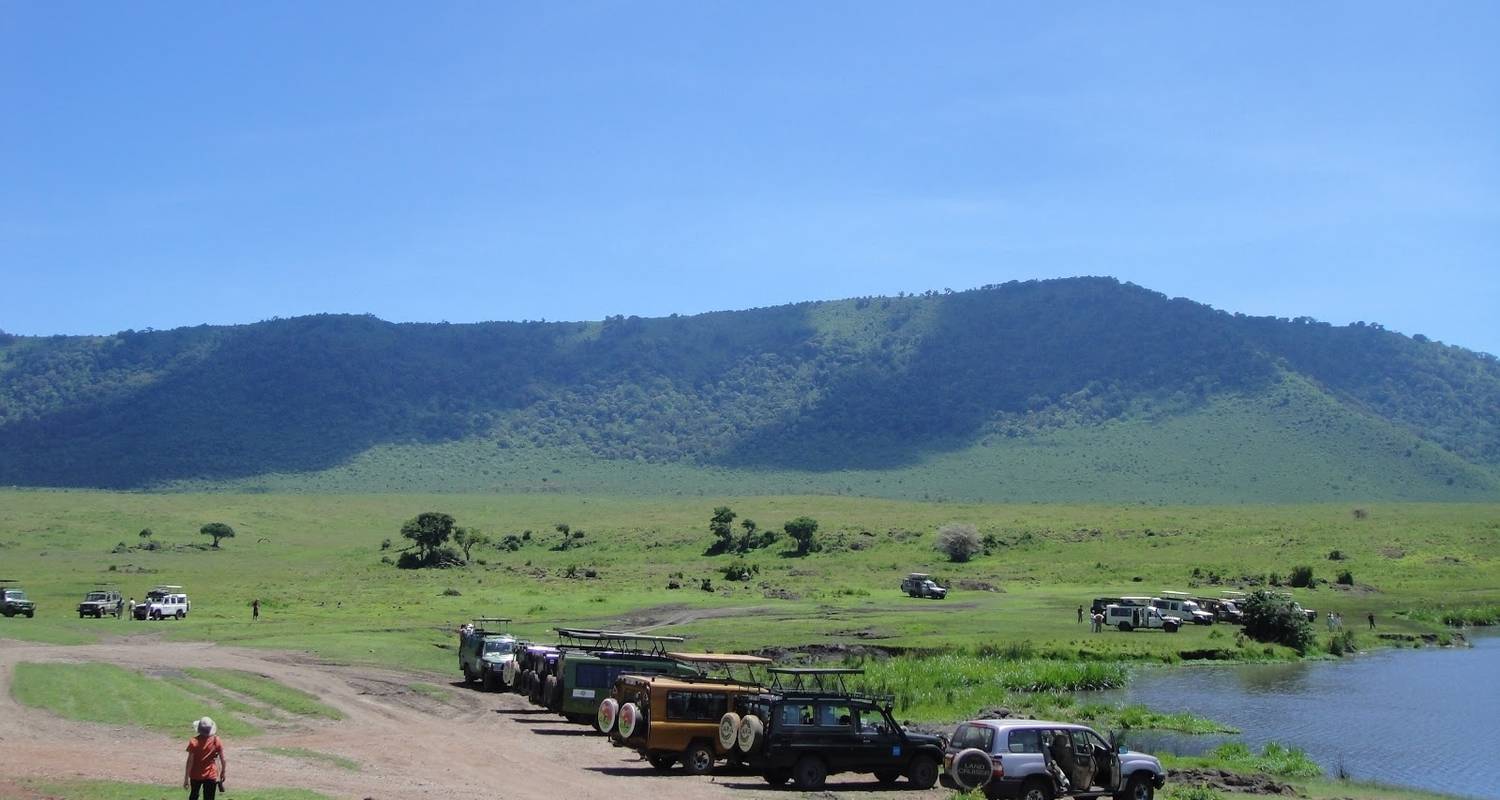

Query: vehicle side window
left=1070, top=729, right=1092, bottom=754
left=816, top=704, right=853, bottom=728
left=666, top=691, right=726, bottom=721
left=1007, top=729, right=1042, bottom=753
left=780, top=703, right=815, bottom=727
left=952, top=724, right=995, bottom=751
left=1088, top=731, right=1110, bottom=751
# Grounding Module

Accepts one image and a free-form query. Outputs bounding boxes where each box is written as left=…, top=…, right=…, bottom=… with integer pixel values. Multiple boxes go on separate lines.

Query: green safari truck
left=543, top=628, right=699, bottom=725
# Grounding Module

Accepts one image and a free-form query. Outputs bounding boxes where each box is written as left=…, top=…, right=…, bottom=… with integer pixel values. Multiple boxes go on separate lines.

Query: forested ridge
left=2, top=277, right=1497, bottom=496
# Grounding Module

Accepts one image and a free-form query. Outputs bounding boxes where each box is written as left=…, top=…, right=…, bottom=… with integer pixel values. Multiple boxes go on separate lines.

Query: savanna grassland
left=2, top=490, right=1494, bottom=673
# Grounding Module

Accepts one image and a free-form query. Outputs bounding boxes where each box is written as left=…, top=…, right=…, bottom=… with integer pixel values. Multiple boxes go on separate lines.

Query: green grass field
left=183, top=669, right=344, bottom=720
left=9, top=663, right=261, bottom=737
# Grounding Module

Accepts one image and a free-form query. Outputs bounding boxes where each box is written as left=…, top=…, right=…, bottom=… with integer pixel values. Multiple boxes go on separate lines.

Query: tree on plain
left=200, top=523, right=236, bottom=549
left=935, top=523, right=983, bottom=563
left=784, top=516, right=820, bottom=556
left=453, top=528, right=490, bottom=561
left=708, top=506, right=737, bottom=554
left=402, top=512, right=457, bottom=564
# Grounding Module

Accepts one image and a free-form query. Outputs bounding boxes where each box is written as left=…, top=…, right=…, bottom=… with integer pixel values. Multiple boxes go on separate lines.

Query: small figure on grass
left=184, top=716, right=228, bottom=800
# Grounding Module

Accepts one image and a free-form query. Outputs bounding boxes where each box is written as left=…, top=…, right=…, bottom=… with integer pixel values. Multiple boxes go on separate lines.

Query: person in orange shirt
left=184, top=717, right=227, bottom=800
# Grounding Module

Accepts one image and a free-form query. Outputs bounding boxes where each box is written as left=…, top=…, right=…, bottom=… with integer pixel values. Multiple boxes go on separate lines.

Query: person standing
left=1368, top=612, right=1376, bottom=630
left=1076, top=605, right=1084, bottom=624
left=251, top=598, right=259, bottom=622
left=1091, top=611, right=1104, bottom=633
left=127, top=597, right=136, bottom=620
left=184, top=717, right=227, bottom=800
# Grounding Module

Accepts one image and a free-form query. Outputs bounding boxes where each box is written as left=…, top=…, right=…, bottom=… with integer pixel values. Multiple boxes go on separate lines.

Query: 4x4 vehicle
left=516, top=643, right=561, bottom=702
left=728, top=667, right=945, bottom=790
left=1105, top=604, right=1179, bottom=633
left=458, top=617, right=518, bottom=691
left=1155, top=592, right=1214, bottom=625
left=78, top=586, right=124, bottom=618
left=545, top=629, right=698, bottom=724
left=942, top=719, right=1166, bottom=800
left=901, top=573, right=948, bottom=599
left=603, top=652, right=771, bottom=774
left=134, top=585, right=189, bottom=620
left=1200, top=598, right=1242, bottom=624
left=1, top=581, right=37, bottom=618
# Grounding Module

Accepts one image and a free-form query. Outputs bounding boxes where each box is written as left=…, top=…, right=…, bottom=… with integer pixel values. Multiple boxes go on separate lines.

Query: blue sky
left=3, top=2, right=1497, bottom=353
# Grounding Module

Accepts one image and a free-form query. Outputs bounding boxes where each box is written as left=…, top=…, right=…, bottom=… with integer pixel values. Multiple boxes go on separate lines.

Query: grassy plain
left=25, top=780, right=332, bottom=800
left=9, top=663, right=262, bottom=737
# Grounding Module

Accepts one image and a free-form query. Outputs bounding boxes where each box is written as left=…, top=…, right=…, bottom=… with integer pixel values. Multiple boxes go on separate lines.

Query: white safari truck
left=1105, top=601, right=1181, bottom=632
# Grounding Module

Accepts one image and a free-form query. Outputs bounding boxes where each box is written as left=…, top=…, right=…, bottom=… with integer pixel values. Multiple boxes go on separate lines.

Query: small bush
left=1288, top=566, right=1314, bottom=588
left=935, top=523, right=983, bottom=563
left=699, top=578, right=713, bottom=592
left=441, top=588, right=462, bottom=596
left=380, top=555, right=393, bottom=565
left=1336, top=569, right=1354, bottom=585
left=1241, top=589, right=1315, bottom=652
left=396, top=551, right=424, bottom=569
left=721, top=561, right=758, bottom=581
left=380, top=538, right=392, bottom=551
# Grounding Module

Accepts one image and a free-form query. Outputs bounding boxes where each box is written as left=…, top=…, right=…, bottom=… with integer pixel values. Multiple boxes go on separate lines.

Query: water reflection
left=1089, top=633, right=1499, bottom=800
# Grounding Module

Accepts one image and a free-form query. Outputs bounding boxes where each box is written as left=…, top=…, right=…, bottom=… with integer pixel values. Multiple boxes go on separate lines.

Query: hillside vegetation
left=2, top=277, right=1497, bottom=500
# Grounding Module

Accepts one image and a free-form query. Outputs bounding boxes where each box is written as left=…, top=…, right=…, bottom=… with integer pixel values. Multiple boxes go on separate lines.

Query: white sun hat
left=194, top=716, right=217, bottom=736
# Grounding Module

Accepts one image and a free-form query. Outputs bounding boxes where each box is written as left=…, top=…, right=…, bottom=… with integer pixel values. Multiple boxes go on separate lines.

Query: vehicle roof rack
left=667, top=652, right=772, bottom=665
left=554, top=627, right=686, bottom=655
left=149, top=584, right=184, bottom=590
left=767, top=667, right=866, bottom=695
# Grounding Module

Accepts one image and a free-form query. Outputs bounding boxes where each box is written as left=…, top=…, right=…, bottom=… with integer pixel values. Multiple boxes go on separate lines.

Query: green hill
left=2, top=277, right=1497, bottom=501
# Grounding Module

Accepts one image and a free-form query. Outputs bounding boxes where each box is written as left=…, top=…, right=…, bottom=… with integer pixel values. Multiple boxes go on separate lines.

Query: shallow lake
left=1094, top=632, right=1499, bottom=799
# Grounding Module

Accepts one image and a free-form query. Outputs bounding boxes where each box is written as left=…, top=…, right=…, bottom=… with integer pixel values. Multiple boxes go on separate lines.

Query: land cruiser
left=458, top=617, right=518, bottom=691
left=78, top=586, right=124, bottom=618
left=134, top=585, right=189, bottom=620
left=941, top=719, right=1166, bottom=800
left=516, top=643, right=561, bottom=702
left=602, top=652, right=771, bottom=774
left=1, top=582, right=36, bottom=618
left=544, top=629, right=698, bottom=724
left=729, top=667, right=946, bottom=790
left=1104, top=604, right=1179, bottom=633
left=901, top=573, right=948, bottom=599
left=1155, top=592, right=1214, bottom=625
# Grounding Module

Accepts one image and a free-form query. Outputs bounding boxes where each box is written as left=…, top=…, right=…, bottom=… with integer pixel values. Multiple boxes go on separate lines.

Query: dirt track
left=0, top=637, right=936, bottom=799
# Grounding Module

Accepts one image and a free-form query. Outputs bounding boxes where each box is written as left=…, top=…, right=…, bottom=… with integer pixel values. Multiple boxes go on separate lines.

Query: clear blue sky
left=3, top=3, right=1497, bottom=353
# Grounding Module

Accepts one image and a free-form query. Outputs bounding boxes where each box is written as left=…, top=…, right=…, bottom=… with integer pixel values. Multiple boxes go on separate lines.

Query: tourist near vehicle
left=942, top=719, right=1167, bottom=800
left=602, top=652, right=771, bottom=774
left=728, top=667, right=945, bottom=790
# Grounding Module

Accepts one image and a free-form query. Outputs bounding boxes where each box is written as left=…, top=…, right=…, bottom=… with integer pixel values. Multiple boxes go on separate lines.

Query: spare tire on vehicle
left=717, top=712, right=741, bottom=751
left=597, top=697, right=620, bottom=733
left=617, top=702, right=642, bottom=739
left=736, top=715, right=764, bottom=753
left=949, top=747, right=995, bottom=791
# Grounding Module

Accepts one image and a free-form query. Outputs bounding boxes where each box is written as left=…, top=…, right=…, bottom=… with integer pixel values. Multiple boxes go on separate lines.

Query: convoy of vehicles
left=901, top=573, right=949, bottom=599
left=77, top=586, right=124, bottom=618
left=547, top=629, right=699, bottom=724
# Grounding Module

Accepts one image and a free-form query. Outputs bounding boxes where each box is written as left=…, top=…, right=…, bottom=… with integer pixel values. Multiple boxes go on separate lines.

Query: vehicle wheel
left=906, top=754, right=939, bottom=789
left=681, top=741, right=715, bottom=775
left=1021, top=777, right=1055, bottom=800
left=735, top=715, right=764, bottom=753
left=482, top=668, right=499, bottom=692
left=1165, top=622, right=1179, bottom=633
left=502, top=660, right=519, bottom=689
left=542, top=675, right=559, bottom=708
left=79, top=612, right=86, bottom=619
left=597, top=697, right=620, bottom=733
left=717, top=712, right=741, bottom=751
left=648, top=754, right=676, bottom=772
left=1118, top=774, right=1154, bottom=800
left=792, top=755, right=827, bottom=790
left=176, top=610, right=186, bottom=620
left=1117, top=622, right=1132, bottom=632
left=875, top=769, right=901, bottom=785
left=25, top=610, right=34, bottom=618
left=763, top=770, right=790, bottom=786
left=462, top=665, right=476, bottom=684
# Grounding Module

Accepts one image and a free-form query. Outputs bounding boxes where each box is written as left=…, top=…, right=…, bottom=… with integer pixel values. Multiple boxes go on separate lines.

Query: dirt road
left=0, top=637, right=937, bottom=799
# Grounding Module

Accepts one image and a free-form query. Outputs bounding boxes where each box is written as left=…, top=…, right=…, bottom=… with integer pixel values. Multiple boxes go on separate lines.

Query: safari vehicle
left=728, top=667, right=945, bottom=790
left=1, top=581, right=36, bottom=618
left=544, top=629, right=698, bottom=724
left=1201, top=598, right=1242, bottom=624
left=941, top=719, right=1166, bottom=800
left=901, top=573, right=948, bottom=599
left=1104, top=603, right=1179, bottom=633
left=1155, top=592, right=1214, bottom=625
left=134, top=585, right=189, bottom=620
left=516, top=643, right=561, bottom=702
left=458, top=617, right=518, bottom=691
left=78, top=586, right=124, bottom=618
left=601, top=652, right=771, bottom=774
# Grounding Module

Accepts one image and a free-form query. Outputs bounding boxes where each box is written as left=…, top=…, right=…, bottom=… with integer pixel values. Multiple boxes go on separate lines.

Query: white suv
left=135, top=586, right=190, bottom=620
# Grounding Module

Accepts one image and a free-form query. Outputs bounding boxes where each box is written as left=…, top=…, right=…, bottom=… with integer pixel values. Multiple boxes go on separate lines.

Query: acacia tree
left=708, top=506, right=737, bottom=554
left=453, top=528, right=490, bottom=561
left=200, top=522, right=235, bottom=549
left=401, top=512, right=456, bottom=565
left=784, top=516, right=820, bottom=556
left=935, top=523, right=982, bottom=563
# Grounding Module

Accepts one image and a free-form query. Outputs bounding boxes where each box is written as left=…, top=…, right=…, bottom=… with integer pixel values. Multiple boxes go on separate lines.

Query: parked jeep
left=458, top=617, right=517, bottom=691
left=901, top=573, right=948, bottom=599
left=941, top=719, right=1166, bottom=800
left=1105, top=604, right=1179, bottom=633
left=516, top=643, right=561, bottom=702
left=602, top=653, right=771, bottom=774
left=729, top=667, right=945, bottom=790
left=545, top=629, right=697, bottom=724
left=1, top=583, right=36, bottom=618
left=78, top=586, right=124, bottom=618
left=1154, top=592, right=1214, bottom=625
left=134, top=585, right=189, bottom=620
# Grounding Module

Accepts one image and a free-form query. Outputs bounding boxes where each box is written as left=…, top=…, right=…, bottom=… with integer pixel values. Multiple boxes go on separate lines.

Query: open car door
left=1067, top=729, right=1097, bottom=790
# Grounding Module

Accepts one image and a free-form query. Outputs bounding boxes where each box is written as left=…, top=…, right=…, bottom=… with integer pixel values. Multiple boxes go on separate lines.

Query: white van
left=1154, top=592, right=1214, bottom=625
left=1105, top=604, right=1180, bottom=632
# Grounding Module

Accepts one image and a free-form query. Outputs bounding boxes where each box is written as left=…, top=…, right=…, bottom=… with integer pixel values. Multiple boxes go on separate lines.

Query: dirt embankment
left=0, top=638, right=935, bottom=799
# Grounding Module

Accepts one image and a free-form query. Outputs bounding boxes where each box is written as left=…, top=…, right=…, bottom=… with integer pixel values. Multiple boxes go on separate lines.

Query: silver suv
left=942, top=719, right=1166, bottom=800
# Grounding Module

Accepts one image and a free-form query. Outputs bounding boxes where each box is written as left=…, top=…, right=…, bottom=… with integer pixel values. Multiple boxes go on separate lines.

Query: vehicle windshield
left=483, top=640, right=513, bottom=654
left=3, top=590, right=23, bottom=600
left=86, top=592, right=110, bottom=601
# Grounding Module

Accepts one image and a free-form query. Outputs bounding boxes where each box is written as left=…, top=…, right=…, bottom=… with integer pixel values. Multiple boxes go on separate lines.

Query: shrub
left=1288, top=566, right=1314, bottom=588
left=441, top=588, right=462, bottom=596
left=721, top=561, right=757, bottom=581
left=1336, top=569, right=1354, bottom=585
left=380, top=538, right=392, bottom=551
left=935, top=523, right=983, bottom=563
left=784, top=517, right=820, bottom=556
left=699, top=578, right=713, bottom=592
left=396, top=551, right=424, bottom=569
left=1327, top=549, right=1345, bottom=560
left=1241, top=590, right=1315, bottom=652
